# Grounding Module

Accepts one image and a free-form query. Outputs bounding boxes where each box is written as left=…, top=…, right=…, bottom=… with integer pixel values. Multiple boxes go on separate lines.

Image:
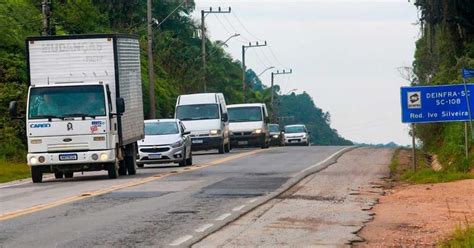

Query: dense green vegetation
left=0, top=0, right=351, bottom=164
left=440, top=225, right=474, bottom=247
left=412, top=0, right=474, bottom=169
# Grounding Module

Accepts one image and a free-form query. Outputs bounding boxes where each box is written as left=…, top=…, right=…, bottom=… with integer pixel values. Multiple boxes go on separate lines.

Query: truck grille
left=233, top=132, right=252, bottom=136
left=48, top=143, right=88, bottom=152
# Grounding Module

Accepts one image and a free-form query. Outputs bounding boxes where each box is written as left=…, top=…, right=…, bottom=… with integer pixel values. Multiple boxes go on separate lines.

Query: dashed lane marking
left=195, top=223, right=214, bottom=233
left=215, top=213, right=232, bottom=221
left=169, top=235, right=193, bottom=246
left=232, top=205, right=246, bottom=211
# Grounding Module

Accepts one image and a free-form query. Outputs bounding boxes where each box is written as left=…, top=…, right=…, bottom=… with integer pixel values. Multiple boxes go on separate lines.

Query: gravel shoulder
left=357, top=179, right=474, bottom=247
left=195, top=147, right=393, bottom=247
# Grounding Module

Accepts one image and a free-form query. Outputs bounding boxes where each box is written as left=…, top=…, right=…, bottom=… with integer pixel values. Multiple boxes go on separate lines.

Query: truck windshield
left=228, top=107, right=262, bottom=122
left=145, top=122, right=179, bottom=135
left=176, top=104, right=219, bottom=121
left=285, top=126, right=306, bottom=133
left=28, top=85, right=106, bottom=119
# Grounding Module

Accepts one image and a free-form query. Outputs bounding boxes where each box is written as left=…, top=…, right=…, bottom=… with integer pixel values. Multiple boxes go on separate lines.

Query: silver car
left=137, top=119, right=192, bottom=167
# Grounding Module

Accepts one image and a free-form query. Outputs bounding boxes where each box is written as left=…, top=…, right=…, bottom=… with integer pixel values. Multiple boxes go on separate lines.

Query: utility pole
left=41, top=0, right=51, bottom=36
left=242, top=41, right=267, bottom=102
left=201, top=7, right=231, bottom=93
left=271, top=69, right=292, bottom=106
left=147, top=0, right=156, bottom=119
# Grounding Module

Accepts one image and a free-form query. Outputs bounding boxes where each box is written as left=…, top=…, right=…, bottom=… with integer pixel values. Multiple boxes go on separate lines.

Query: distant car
left=268, top=124, right=284, bottom=146
left=284, top=124, right=311, bottom=146
left=137, top=119, right=192, bottom=167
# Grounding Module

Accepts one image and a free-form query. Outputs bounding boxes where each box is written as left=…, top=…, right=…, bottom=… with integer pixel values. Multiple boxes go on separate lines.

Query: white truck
left=9, top=34, right=144, bottom=183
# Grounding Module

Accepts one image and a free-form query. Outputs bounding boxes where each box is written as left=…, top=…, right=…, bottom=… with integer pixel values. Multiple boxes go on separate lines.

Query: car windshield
left=285, top=126, right=306, bottom=133
left=268, top=124, right=280, bottom=133
left=228, top=107, right=262, bottom=122
left=28, top=85, right=106, bottom=119
left=176, top=104, right=219, bottom=121
left=145, top=122, right=179, bottom=135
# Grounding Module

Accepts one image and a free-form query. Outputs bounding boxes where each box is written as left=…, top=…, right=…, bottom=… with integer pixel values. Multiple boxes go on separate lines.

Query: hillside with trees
left=0, top=0, right=351, bottom=162
left=412, top=0, right=474, bottom=169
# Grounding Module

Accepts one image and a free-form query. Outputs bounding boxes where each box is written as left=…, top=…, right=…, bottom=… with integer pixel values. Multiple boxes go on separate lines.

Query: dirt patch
left=356, top=149, right=474, bottom=247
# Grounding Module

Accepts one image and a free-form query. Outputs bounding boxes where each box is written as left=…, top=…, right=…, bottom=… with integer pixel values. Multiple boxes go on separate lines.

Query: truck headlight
left=91, top=154, right=99, bottom=161
left=100, top=153, right=109, bottom=161
left=30, top=156, right=38, bottom=164
left=171, top=140, right=184, bottom=148
left=253, top=129, right=262, bottom=134
left=38, top=156, right=45, bottom=163
left=209, top=129, right=221, bottom=136
left=273, top=135, right=279, bottom=139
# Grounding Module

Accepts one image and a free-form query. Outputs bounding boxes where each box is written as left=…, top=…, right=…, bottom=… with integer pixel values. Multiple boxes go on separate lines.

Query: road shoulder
left=194, top=147, right=393, bottom=247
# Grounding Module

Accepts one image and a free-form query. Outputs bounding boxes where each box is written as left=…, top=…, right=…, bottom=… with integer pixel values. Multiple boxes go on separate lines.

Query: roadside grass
left=390, top=148, right=474, bottom=184
left=0, top=158, right=30, bottom=183
left=440, top=225, right=474, bottom=248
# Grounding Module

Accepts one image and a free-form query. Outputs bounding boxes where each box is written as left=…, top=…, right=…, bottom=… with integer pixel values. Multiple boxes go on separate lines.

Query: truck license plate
left=192, top=139, right=203, bottom=144
left=59, top=153, right=78, bottom=161
left=238, top=141, right=248, bottom=145
left=149, top=154, right=162, bottom=159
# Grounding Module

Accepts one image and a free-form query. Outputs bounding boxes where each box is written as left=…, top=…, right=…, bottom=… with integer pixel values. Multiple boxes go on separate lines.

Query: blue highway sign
left=401, top=84, right=474, bottom=123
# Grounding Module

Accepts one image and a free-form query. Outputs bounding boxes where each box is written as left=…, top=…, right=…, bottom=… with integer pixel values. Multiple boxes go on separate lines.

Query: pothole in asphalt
left=168, top=210, right=199, bottom=214
left=196, top=177, right=289, bottom=198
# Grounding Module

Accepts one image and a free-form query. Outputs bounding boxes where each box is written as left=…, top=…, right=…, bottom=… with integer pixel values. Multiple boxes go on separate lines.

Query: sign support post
left=411, top=123, right=417, bottom=171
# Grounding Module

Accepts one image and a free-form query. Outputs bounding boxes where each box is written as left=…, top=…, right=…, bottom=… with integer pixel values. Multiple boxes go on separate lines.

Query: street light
left=220, top=33, right=240, bottom=47
left=257, top=66, right=275, bottom=77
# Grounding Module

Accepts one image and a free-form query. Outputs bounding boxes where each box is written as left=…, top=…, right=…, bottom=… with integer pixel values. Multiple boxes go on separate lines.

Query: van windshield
left=28, top=85, right=106, bottom=119
left=145, top=122, right=179, bottom=135
left=268, top=124, right=280, bottom=133
left=285, top=126, right=306, bottom=133
left=228, top=107, right=262, bottom=122
left=176, top=104, right=219, bottom=121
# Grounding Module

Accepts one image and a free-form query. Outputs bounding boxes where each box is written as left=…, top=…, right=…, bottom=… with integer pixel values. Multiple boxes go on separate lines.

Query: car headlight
left=209, top=129, right=221, bottom=136
left=273, top=135, right=279, bottom=139
left=171, top=140, right=184, bottom=148
left=253, top=128, right=262, bottom=134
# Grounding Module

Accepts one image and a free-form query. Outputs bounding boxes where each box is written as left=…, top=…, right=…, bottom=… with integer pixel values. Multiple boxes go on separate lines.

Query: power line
left=267, top=46, right=288, bottom=69
left=231, top=10, right=263, bottom=41
left=222, top=14, right=250, bottom=42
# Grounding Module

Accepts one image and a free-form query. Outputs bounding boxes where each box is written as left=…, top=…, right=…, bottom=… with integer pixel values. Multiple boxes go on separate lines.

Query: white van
left=227, top=103, right=270, bottom=148
left=175, top=93, right=230, bottom=153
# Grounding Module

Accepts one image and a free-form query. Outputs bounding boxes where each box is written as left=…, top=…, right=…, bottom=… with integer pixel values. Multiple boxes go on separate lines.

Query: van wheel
left=185, top=151, right=193, bottom=166
left=224, top=142, right=230, bottom=153
left=64, top=172, right=74, bottom=178
left=31, top=167, right=43, bottom=183
left=218, top=142, right=225, bottom=154
left=54, top=172, right=64, bottom=179
left=107, top=162, right=119, bottom=179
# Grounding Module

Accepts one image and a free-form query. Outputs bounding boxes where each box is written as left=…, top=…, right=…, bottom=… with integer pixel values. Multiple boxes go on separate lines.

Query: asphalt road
left=0, top=146, right=346, bottom=247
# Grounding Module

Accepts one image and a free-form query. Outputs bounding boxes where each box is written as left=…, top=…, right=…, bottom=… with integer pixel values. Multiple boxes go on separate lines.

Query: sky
left=192, top=0, right=420, bottom=145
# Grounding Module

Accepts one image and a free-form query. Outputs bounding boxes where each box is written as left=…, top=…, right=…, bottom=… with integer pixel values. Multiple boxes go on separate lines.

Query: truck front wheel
left=31, top=167, right=43, bottom=183
left=107, top=162, right=119, bottom=179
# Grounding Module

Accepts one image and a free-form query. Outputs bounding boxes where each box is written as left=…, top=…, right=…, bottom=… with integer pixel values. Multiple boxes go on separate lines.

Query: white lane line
left=195, top=223, right=214, bottom=233
left=215, top=213, right=232, bottom=221
left=247, top=198, right=258, bottom=203
left=169, top=235, right=193, bottom=246
left=301, top=147, right=353, bottom=173
left=232, top=205, right=246, bottom=211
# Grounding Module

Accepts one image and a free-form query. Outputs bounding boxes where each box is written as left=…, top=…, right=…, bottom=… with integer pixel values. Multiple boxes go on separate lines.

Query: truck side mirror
left=265, top=116, right=270, bottom=123
left=9, top=101, right=17, bottom=117
left=116, top=98, right=125, bottom=114
left=222, top=113, right=228, bottom=122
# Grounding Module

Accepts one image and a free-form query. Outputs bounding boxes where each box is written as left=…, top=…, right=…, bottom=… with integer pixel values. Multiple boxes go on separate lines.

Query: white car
left=284, top=124, right=311, bottom=146
left=137, top=119, right=192, bottom=167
